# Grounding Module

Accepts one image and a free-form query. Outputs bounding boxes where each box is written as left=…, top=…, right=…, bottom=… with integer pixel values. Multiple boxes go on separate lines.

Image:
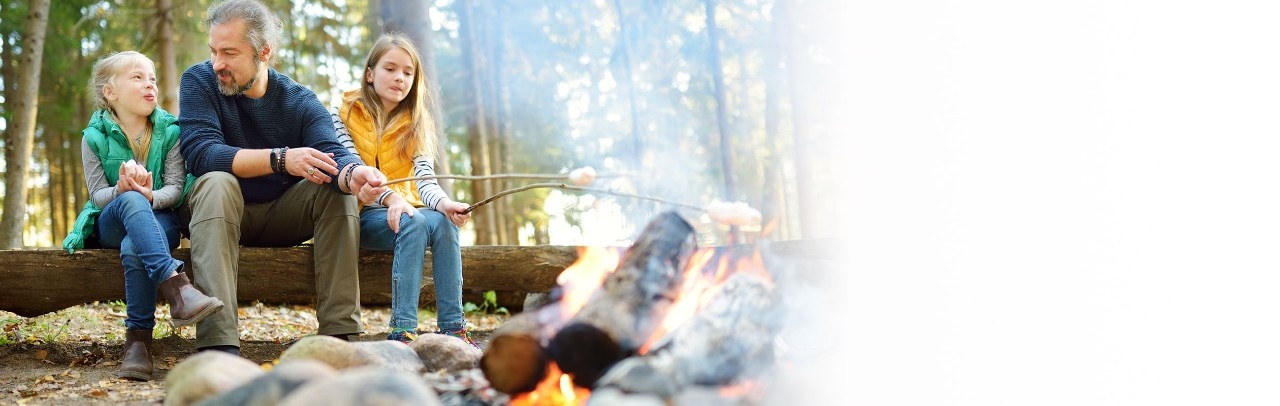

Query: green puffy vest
left=62, top=108, right=193, bottom=253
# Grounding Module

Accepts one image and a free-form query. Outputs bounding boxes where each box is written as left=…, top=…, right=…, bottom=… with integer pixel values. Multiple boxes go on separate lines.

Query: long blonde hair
left=352, top=33, right=437, bottom=161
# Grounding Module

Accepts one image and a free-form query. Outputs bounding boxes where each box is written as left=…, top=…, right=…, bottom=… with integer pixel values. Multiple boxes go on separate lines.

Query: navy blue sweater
left=178, top=61, right=361, bottom=204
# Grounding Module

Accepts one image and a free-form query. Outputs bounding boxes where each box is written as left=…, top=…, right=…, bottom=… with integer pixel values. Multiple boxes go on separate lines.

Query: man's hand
left=436, top=199, right=472, bottom=228
left=287, top=147, right=338, bottom=184
left=349, top=166, right=388, bottom=203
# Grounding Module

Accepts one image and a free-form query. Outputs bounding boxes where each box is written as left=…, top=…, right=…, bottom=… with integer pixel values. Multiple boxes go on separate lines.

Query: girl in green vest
left=64, top=51, right=224, bottom=380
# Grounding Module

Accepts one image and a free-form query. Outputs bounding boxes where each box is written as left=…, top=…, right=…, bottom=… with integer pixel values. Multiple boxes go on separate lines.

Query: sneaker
left=437, top=328, right=480, bottom=349
left=386, top=328, right=417, bottom=344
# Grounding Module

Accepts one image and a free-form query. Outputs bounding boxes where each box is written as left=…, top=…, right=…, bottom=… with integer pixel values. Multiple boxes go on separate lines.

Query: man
left=178, top=0, right=387, bottom=355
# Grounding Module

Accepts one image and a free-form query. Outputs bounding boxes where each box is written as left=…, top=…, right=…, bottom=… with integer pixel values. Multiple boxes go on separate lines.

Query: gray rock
left=279, top=367, right=442, bottom=406
left=278, top=335, right=377, bottom=370
left=351, top=340, right=425, bottom=373
left=164, top=351, right=263, bottom=406
left=409, top=333, right=482, bottom=371
left=192, top=360, right=336, bottom=406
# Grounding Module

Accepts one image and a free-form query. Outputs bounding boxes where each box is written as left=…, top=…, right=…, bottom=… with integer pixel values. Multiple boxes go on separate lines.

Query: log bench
left=0, top=239, right=842, bottom=318
left=0, top=246, right=579, bottom=317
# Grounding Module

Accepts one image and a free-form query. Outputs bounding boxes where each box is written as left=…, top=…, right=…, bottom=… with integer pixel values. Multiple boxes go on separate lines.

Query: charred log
left=546, top=322, right=626, bottom=388
left=482, top=211, right=697, bottom=394
left=566, top=211, right=696, bottom=351
left=594, top=272, right=782, bottom=396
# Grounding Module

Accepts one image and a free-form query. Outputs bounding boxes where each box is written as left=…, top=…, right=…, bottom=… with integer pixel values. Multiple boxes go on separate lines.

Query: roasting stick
left=381, top=166, right=761, bottom=225
left=460, top=182, right=707, bottom=215
left=382, top=166, right=612, bottom=186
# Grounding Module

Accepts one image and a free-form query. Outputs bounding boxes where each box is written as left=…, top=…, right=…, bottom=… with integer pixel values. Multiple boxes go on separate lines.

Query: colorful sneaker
left=386, top=328, right=417, bottom=344
left=437, top=328, right=480, bottom=349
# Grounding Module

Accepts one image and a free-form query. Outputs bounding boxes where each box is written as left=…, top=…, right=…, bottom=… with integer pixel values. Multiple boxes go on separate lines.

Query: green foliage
left=463, top=290, right=509, bottom=315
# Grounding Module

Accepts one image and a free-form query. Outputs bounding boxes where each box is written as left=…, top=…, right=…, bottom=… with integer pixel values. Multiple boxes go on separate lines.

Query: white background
left=804, top=1, right=1280, bottom=404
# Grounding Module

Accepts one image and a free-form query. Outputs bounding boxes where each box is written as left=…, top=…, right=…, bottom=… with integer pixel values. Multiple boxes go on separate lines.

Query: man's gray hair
left=206, top=0, right=284, bottom=65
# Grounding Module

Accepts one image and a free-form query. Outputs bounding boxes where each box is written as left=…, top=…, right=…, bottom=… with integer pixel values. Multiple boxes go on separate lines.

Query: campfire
left=482, top=211, right=786, bottom=404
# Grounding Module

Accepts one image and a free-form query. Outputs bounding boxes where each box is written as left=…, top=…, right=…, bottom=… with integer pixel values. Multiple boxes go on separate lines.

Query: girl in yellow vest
left=65, top=51, right=223, bottom=380
left=333, top=34, right=476, bottom=347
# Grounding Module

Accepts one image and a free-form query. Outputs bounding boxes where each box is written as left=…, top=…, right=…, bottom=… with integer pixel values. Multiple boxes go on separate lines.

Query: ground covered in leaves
left=0, top=302, right=506, bottom=405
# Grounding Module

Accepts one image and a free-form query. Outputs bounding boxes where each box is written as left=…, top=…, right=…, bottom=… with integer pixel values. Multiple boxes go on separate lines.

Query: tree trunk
left=1, top=0, right=16, bottom=112
left=702, top=0, right=739, bottom=241
left=45, top=129, right=61, bottom=243
left=761, top=0, right=792, bottom=240
left=155, top=0, right=178, bottom=114
left=459, top=0, right=497, bottom=245
left=1, top=0, right=51, bottom=248
left=611, top=0, right=644, bottom=185
left=489, top=3, right=514, bottom=245
left=779, top=0, right=817, bottom=239
left=378, top=0, right=453, bottom=196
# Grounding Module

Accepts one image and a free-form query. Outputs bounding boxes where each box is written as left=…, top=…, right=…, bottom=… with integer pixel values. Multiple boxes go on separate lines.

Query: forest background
left=0, top=0, right=845, bottom=249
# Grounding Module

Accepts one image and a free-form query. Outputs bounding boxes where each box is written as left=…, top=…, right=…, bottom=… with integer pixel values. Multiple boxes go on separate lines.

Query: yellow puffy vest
left=338, top=91, right=426, bottom=208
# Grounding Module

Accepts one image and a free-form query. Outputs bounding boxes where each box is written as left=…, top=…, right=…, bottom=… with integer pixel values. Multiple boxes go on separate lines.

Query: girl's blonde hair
left=352, top=33, right=438, bottom=161
left=87, top=51, right=154, bottom=110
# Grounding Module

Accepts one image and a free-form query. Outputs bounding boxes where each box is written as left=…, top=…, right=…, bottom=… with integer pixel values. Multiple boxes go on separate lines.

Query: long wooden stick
left=384, top=173, right=623, bottom=185
left=461, top=182, right=705, bottom=215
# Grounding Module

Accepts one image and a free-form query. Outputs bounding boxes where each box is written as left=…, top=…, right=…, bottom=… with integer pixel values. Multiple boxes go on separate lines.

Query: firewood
left=594, top=272, right=782, bottom=396
left=564, top=211, right=696, bottom=351
left=479, top=311, right=550, bottom=394
left=481, top=212, right=698, bottom=393
left=549, top=211, right=697, bottom=387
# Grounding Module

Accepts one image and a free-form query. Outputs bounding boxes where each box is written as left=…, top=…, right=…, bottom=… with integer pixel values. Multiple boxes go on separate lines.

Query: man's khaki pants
left=182, top=172, right=363, bottom=349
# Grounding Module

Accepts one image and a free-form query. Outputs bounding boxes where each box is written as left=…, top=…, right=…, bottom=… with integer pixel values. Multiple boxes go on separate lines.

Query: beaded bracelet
left=278, top=147, right=289, bottom=174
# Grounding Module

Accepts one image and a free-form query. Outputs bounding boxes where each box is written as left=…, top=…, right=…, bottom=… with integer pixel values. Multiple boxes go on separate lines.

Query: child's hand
left=384, top=193, right=414, bottom=233
left=437, top=200, right=471, bottom=228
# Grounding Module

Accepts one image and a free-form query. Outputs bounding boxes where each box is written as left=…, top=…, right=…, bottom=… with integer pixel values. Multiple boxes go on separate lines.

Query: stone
left=409, top=333, right=482, bottom=371
left=351, top=340, right=425, bottom=374
left=193, top=360, right=336, bottom=406
left=279, top=367, right=442, bottom=406
left=278, top=335, right=377, bottom=370
left=164, top=351, right=263, bottom=406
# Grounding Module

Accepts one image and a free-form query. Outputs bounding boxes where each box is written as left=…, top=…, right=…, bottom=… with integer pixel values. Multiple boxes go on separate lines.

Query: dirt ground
left=0, top=303, right=503, bottom=405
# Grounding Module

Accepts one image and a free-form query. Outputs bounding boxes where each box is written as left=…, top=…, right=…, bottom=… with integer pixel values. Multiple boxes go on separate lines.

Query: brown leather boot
left=160, top=272, right=225, bottom=327
left=116, top=329, right=152, bottom=380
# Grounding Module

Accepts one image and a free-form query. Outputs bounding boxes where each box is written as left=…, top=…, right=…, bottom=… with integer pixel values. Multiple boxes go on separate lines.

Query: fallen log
left=0, top=238, right=843, bottom=319
left=0, top=245, right=578, bottom=317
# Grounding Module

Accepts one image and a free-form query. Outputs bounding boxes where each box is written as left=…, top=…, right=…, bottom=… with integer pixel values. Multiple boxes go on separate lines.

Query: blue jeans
left=96, top=191, right=183, bottom=330
left=359, top=207, right=464, bottom=331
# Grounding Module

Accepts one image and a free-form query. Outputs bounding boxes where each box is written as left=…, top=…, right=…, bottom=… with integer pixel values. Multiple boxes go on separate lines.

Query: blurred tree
left=1, top=0, right=51, bottom=248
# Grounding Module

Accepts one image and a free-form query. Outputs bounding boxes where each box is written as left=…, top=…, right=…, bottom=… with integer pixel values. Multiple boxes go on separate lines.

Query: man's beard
left=217, top=60, right=263, bottom=96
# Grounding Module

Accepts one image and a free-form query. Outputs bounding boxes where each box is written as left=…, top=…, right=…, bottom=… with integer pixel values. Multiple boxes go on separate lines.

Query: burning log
left=593, top=271, right=783, bottom=397
left=481, top=211, right=698, bottom=393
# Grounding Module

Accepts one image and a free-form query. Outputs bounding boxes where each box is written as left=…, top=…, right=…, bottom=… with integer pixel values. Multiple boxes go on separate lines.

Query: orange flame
left=556, top=246, right=622, bottom=318
left=719, top=379, right=763, bottom=399
left=638, top=246, right=774, bottom=354
left=511, top=362, right=591, bottom=406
